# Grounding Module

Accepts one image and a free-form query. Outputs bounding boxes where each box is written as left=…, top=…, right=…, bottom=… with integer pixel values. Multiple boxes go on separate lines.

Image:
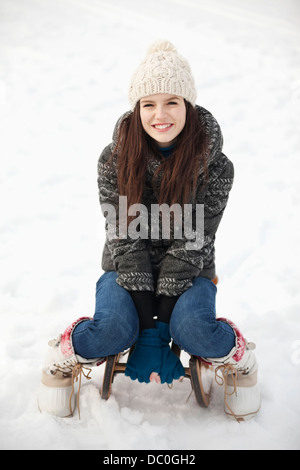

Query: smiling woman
left=140, top=94, right=186, bottom=148
left=114, top=97, right=209, bottom=211
left=38, top=39, right=260, bottom=422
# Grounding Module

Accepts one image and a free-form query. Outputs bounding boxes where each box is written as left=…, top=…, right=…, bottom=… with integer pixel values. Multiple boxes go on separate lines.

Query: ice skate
left=38, top=317, right=104, bottom=418
left=201, top=318, right=261, bottom=422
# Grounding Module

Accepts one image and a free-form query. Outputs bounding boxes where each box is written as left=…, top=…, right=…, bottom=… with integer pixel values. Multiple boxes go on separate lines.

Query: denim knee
left=72, top=309, right=139, bottom=358
left=169, top=277, right=235, bottom=357
left=94, top=271, right=139, bottom=350
left=170, top=311, right=235, bottom=357
left=72, top=271, right=140, bottom=358
left=170, top=308, right=216, bottom=355
left=92, top=310, right=139, bottom=353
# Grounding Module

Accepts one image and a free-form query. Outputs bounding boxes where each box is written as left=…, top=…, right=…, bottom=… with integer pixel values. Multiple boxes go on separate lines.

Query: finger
left=150, top=372, right=161, bottom=384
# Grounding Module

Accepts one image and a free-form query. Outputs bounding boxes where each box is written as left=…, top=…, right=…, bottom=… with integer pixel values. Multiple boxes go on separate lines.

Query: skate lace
left=214, top=364, right=240, bottom=423
left=68, top=363, right=92, bottom=419
left=55, top=363, right=92, bottom=419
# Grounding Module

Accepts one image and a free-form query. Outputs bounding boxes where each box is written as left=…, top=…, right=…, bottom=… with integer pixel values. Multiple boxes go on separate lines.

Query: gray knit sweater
left=97, top=105, right=234, bottom=296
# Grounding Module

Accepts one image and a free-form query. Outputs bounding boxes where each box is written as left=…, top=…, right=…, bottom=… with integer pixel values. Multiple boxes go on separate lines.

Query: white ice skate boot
left=38, top=317, right=104, bottom=418
left=201, top=318, right=261, bottom=422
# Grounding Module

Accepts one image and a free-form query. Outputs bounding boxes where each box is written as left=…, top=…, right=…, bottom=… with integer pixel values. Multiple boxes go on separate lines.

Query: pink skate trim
left=96, top=359, right=106, bottom=367
left=60, top=316, right=92, bottom=357
left=217, top=317, right=246, bottom=362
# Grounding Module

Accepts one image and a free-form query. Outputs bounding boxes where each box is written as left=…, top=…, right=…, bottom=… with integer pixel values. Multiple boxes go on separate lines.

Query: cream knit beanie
left=128, top=40, right=197, bottom=110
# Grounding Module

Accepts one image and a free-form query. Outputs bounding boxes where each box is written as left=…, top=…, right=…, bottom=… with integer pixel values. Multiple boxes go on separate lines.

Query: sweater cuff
left=116, top=272, right=154, bottom=292
left=156, top=276, right=193, bottom=296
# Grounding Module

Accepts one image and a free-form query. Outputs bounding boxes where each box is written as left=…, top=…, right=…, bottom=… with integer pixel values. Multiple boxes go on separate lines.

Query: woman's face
left=139, top=93, right=186, bottom=148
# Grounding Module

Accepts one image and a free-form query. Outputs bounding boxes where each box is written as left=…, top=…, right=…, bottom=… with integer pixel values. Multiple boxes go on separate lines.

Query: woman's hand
left=155, top=321, right=185, bottom=384
left=125, top=323, right=185, bottom=384
left=125, top=328, right=162, bottom=383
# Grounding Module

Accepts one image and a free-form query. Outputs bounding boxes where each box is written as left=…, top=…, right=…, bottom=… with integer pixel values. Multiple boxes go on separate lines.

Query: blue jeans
left=72, top=272, right=235, bottom=359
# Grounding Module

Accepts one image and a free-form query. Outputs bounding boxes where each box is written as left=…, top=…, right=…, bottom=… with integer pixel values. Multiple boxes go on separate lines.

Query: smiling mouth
left=152, top=123, right=173, bottom=130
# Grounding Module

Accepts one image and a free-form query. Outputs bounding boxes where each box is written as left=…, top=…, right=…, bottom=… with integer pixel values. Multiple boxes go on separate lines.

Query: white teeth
left=154, top=124, right=172, bottom=129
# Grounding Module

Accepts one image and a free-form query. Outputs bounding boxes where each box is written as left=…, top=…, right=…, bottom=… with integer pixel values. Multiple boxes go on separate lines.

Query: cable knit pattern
left=97, top=106, right=234, bottom=296
left=128, top=40, right=197, bottom=110
left=116, top=272, right=154, bottom=291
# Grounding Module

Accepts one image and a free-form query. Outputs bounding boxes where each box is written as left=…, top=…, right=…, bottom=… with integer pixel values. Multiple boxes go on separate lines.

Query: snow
left=1, top=0, right=300, bottom=451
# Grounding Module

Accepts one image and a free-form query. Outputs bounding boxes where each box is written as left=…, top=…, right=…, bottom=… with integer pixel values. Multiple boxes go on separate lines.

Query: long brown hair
left=112, top=100, right=208, bottom=209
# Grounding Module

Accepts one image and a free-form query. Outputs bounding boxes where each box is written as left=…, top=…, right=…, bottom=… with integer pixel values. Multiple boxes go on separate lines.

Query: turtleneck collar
left=158, top=144, right=175, bottom=158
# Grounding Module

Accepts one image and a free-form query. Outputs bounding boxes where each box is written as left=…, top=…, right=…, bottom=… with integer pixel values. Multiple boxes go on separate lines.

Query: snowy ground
left=1, top=0, right=300, bottom=451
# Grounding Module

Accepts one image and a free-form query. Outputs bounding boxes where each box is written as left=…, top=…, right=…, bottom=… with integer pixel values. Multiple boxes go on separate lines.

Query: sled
left=100, top=276, right=218, bottom=406
left=100, top=276, right=218, bottom=407
left=100, top=343, right=213, bottom=408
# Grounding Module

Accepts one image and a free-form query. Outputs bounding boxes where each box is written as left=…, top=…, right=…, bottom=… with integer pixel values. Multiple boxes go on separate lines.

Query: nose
left=155, top=105, right=168, bottom=121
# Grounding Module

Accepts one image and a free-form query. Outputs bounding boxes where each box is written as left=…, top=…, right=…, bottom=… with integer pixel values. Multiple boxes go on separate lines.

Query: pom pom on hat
left=147, top=39, right=177, bottom=54
left=128, top=40, right=197, bottom=110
